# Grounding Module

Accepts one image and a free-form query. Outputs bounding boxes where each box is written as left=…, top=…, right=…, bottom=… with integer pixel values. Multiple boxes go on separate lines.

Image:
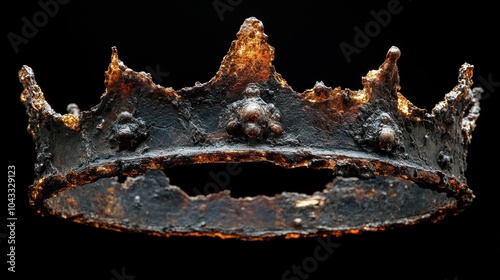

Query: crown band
left=19, top=17, right=480, bottom=240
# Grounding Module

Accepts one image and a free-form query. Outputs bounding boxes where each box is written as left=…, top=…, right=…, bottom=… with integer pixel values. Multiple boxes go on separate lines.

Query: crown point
left=110, top=46, right=120, bottom=66
left=361, top=46, right=401, bottom=100
left=387, top=46, right=401, bottom=61
left=18, top=65, right=54, bottom=114
left=210, top=17, right=281, bottom=93
left=18, top=65, right=33, bottom=86
left=109, top=46, right=120, bottom=66
left=105, top=46, right=129, bottom=92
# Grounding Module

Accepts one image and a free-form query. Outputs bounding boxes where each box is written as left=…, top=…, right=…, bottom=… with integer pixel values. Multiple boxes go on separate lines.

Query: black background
left=4, top=0, right=498, bottom=279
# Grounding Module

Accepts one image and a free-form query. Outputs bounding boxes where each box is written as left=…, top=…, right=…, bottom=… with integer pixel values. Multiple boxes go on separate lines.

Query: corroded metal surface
left=45, top=169, right=456, bottom=240
left=19, top=17, right=480, bottom=240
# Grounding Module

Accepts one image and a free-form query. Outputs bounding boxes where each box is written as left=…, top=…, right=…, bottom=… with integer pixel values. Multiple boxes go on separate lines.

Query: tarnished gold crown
left=19, top=17, right=480, bottom=240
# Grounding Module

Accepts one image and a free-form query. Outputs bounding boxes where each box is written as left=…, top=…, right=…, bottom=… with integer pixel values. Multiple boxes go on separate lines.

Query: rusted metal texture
left=19, top=17, right=480, bottom=240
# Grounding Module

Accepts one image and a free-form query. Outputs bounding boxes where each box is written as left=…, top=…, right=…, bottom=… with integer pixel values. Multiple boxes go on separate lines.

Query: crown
left=19, top=17, right=481, bottom=240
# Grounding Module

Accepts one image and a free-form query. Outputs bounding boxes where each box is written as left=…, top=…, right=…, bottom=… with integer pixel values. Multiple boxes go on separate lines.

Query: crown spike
left=361, top=46, right=401, bottom=103
left=209, top=17, right=286, bottom=93
left=382, top=46, right=401, bottom=90
left=19, top=65, right=55, bottom=116
left=431, top=63, right=479, bottom=144
left=105, top=46, right=128, bottom=92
